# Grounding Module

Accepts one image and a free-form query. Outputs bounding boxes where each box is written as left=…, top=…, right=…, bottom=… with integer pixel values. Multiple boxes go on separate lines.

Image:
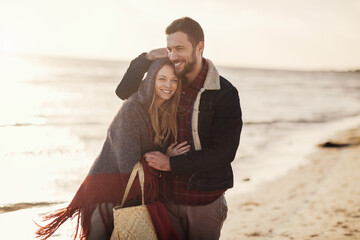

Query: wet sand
left=0, top=202, right=61, bottom=214
left=1, top=125, right=359, bottom=240
left=221, top=125, right=360, bottom=240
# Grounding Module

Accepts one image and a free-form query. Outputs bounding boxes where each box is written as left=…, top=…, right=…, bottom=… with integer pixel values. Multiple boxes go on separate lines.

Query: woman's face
left=154, top=64, right=178, bottom=105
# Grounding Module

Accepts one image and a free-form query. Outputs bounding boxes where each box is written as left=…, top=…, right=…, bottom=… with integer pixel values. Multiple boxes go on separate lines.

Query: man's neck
left=185, top=57, right=204, bottom=84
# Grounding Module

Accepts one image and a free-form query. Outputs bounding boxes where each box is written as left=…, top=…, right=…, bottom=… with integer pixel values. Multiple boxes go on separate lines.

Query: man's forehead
left=166, top=31, right=192, bottom=46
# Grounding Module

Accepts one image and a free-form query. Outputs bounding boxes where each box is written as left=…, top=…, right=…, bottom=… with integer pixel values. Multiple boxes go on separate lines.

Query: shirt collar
left=184, top=58, right=208, bottom=90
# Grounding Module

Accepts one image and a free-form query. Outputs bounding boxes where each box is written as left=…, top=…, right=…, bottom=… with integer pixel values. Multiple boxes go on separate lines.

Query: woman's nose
left=164, top=80, right=171, bottom=87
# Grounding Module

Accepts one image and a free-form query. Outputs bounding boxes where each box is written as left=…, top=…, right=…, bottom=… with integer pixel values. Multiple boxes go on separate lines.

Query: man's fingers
left=144, top=151, right=160, bottom=158
left=144, top=157, right=152, bottom=163
left=144, top=153, right=152, bottom=158
left=146, top=48, right=168, bottom=60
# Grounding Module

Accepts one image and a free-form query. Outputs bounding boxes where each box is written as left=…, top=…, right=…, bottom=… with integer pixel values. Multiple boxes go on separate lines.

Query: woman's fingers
left=179, top=146, right=190, bottom=154
left=168, top=142, right=177, bottom=149
left=167, top=141, right=190, bottom=156
left=169, top=141, right=187, bottom=150
left=175, top=141, right=188, bottom=149
left=176, top=144, right=190, bottom=151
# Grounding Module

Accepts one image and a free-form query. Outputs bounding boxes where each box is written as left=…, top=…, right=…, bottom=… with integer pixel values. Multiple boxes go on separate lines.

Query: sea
left=0, top=54, right=359, bottom=239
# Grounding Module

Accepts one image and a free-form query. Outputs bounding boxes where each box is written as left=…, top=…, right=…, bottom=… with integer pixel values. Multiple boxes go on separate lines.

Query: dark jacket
left=116, top=54, right=242, bottom=191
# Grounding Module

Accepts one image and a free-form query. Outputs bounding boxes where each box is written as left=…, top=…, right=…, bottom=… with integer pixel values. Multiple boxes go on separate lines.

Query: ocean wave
left=244, top=119, right=326, bottom=125
left=0, top=121, right=104, bottom=128
left=0, top=123, right=45, bottom=128
left=244, top=113, right=360, bottom=125
left=0, top=202, right=64, bottom=214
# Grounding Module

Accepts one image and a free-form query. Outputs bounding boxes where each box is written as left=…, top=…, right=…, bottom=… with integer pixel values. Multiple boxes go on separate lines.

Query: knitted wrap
left=36, top=58, right=178, bottom=240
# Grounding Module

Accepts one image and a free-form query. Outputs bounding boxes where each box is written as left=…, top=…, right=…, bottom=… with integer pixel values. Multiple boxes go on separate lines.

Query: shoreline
left=221, top=123, right=360, bottom=239
left=1, top=117, right=360, bottom=239
left=0, top=202, right=62, bottom=214
left=229, top=115, right=360, bottom=197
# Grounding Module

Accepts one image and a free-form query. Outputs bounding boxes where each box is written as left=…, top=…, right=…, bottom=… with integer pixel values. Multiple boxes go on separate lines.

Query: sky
left=0, top=0, right=360, bottom=70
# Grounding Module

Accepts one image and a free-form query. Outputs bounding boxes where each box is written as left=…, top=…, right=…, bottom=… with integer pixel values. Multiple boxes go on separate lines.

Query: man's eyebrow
left=168, top=45, right=184, bottom=49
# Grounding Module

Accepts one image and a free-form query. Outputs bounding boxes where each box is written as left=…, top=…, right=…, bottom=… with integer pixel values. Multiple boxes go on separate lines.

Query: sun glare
left=0, top=38, right=18, bottom=55
left=0, top=54, right=35, bottom=82
left=0, top=54, right=44, bottom=127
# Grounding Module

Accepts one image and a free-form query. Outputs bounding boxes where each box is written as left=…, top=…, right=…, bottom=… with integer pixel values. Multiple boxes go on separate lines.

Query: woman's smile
left=154, top=64, right=178, bottom=105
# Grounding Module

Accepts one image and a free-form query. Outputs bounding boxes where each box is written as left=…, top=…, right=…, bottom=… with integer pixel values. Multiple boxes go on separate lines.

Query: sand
left=1, top=125, right=359, bottom=240
left=221, top=125, right=360, bottom=240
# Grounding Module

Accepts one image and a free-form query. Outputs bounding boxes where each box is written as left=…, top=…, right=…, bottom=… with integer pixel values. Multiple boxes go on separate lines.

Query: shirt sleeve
left=115, top=53, right=153, bottom=100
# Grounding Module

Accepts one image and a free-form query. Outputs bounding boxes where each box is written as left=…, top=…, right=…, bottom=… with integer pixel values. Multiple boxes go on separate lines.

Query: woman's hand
left=166, top=141, right=190, bottom=157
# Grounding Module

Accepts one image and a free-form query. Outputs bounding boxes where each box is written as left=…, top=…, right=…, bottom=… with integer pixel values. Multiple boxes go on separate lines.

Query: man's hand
left=144, top=151, right=171, bottom=171
left=145, top=48, right=168, bottom=61
left=166, top=141, right=190, bottom=157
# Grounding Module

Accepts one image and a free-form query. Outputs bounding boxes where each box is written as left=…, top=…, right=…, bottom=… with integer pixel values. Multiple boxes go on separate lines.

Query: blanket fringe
left=35, top=205, right=96, bottom=240
left=35, top=159, right=158, bottom=239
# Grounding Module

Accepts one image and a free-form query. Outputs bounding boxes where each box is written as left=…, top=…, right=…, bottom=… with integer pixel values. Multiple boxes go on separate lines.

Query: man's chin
left=175, top=68, right=184, bottom=75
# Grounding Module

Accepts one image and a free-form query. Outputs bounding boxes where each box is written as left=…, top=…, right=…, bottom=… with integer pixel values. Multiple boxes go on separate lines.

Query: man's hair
left=165, top=17, right=204, bottom=47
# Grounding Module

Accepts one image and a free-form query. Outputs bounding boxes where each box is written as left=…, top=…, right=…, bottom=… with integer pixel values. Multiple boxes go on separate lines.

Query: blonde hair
left=149, top=62, right=182, bottom=147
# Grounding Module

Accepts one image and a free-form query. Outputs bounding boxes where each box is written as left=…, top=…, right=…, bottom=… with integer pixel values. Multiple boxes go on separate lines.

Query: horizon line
left=1, top=51, right=359, bottom=73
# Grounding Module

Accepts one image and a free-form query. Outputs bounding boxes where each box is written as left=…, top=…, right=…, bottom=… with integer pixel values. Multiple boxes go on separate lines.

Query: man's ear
left=197, top=41, right=204, bottom=55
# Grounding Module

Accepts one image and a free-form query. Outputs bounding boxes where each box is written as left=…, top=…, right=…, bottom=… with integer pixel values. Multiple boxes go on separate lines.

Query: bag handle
left=120, top=161, right=145, bottom=207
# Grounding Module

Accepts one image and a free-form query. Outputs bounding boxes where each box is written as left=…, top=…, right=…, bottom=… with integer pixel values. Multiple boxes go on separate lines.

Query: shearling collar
left=203, top=59, right=220, bottom=90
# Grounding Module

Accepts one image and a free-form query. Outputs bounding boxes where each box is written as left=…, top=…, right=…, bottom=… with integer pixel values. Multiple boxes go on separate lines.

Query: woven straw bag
left=110, top=162, right=158, bottom=240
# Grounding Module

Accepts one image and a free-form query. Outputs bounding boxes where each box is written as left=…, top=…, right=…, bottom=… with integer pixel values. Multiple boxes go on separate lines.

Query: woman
left=36, top=58, right=188, bottom=239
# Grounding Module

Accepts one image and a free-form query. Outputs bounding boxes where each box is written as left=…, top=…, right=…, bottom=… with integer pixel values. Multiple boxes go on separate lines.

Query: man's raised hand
left=145, top=48, right=168, bottom=61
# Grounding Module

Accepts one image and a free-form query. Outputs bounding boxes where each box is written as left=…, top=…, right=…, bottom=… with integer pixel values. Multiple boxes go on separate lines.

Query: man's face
left=166, top=31, right=197, bottom=76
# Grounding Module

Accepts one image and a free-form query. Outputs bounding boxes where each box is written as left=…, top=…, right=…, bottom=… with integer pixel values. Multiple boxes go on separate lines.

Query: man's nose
left=169, top=51, right=177, bottom=61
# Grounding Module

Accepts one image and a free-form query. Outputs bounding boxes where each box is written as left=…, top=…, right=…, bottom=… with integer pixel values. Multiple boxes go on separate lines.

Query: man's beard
left=178, top=48, right=197, bottom=77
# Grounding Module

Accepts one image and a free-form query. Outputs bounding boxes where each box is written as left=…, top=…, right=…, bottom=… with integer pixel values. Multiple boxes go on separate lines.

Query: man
left=116, top=17, right=242, bottom=240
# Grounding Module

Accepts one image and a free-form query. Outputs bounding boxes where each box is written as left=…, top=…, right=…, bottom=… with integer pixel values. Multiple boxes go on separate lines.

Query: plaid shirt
left=161, top=59, right=225, bottom=205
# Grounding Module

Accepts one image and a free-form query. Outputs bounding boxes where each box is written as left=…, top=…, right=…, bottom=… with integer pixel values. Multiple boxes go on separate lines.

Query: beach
left=0, top=55, right=359, bottom=239
left=221, top=125, right=360, bottom=240
left=1, top=122, right=360, bottom=240
left=1, top=122, right=359, bottom=240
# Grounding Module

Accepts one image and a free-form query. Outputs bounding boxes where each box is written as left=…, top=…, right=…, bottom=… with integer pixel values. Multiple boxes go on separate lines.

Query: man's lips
left=174, top=61, right=184, bottom=68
